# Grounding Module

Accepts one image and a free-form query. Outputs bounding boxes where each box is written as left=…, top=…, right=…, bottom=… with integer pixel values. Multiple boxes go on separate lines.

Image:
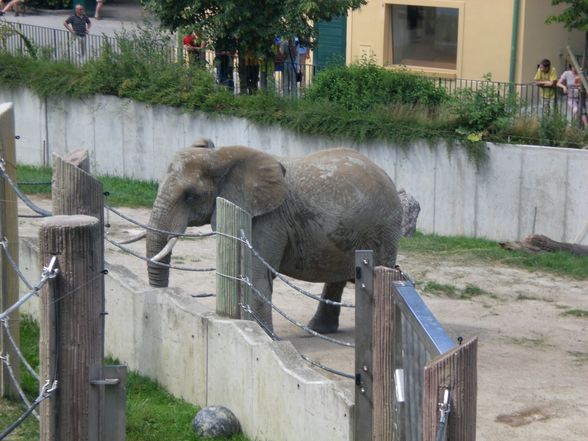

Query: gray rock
left=398, top=188, right=420, bottom=237
left=192, top=405, right=241, bottom=438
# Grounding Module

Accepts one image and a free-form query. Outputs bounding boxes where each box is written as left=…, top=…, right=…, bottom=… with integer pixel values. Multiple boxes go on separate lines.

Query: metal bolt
left=362, top=259, right=368, bottom=265
left=363, top=365, right=368, bottom=372
left=361, top=283, right=366, bottom=289
left=360, top=387, right=365, bottom=394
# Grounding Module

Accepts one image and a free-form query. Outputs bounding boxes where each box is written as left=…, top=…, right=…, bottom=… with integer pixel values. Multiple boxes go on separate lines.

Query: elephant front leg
left=308, top=281, right=347, bottom=334
left=244, top=261, right=274, bottom=332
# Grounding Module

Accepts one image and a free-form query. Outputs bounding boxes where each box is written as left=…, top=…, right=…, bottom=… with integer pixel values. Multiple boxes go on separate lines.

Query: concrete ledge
left=19, top=237, right=354, bottom=441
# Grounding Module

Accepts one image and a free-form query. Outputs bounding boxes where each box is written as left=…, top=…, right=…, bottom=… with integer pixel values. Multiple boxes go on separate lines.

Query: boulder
left=192, top=405, right=241, bottom=438
left=398, top=188, right=420, bottom=237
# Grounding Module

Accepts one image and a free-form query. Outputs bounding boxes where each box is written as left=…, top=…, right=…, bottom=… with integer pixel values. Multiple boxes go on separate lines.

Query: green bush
left=539, top=112, right=568, bottom=146
left=306, top=59, right=448, bottom=111
left=25, top=0, right=71, bottom=10
left=451, top=76, right=518, bottom=134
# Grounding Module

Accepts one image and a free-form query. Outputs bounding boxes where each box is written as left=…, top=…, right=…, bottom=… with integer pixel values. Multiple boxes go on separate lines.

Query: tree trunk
left=499, top=234, right=588, bottom=256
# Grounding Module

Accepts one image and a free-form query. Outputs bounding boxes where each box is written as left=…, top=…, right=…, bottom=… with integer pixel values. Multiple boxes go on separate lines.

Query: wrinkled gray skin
left=146, top=144, right=402, bottom=334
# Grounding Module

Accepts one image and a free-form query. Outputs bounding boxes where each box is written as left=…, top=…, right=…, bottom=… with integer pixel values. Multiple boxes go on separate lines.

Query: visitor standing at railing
left=183, top=30, right=206, bottom=65
left=280, top=37, right=298, bottom=96
left=0, top=0, right=25, bottom=16
left=557, top=64, right=588, bottom=126
left=296, top=38, right=310, bottom=90
left=94, top=0, right=104, bottom=20
left=63, top=4, right=92, bottom=56
left=534, top=58, right=558, bottom=115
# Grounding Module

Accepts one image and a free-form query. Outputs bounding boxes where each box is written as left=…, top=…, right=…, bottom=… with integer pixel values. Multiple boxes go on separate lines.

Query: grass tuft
left=561, top=308, right=588, bottom=318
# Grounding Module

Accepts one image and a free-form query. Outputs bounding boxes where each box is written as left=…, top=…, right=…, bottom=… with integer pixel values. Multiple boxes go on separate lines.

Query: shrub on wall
left=306, top=59, right=448, bottom=111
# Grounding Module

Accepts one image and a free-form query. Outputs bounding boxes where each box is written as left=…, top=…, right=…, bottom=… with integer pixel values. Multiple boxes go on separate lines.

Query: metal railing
left=391, top=280, right=456, bottom=441
left=0, top=19, right=176, bottom=65
left=435, top=76, right=584, bottom=123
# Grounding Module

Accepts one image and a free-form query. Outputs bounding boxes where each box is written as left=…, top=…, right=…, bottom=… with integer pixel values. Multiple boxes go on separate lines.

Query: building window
left=391, top=5, right=458, bottom=70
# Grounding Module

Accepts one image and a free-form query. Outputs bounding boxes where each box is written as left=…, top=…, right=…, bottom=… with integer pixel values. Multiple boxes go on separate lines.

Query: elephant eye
left=183, top=188, right=199, bottom=202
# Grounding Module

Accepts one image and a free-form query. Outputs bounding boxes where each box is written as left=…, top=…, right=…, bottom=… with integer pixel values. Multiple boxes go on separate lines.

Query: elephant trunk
left=146, top=230, right=172, bottom=287
left=146, top=196, right=187, bottom=288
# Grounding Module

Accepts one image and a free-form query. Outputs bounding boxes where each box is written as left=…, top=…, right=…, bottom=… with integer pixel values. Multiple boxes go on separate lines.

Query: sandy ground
left=17, top=197, right=588, bottom=441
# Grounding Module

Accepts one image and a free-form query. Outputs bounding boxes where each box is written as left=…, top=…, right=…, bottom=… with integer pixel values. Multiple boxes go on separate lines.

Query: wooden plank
left=39, top=215, right=103, bottom=441
left=372, top=267, right=397, bottom=441
left=215, top=197, right=252, bottom=319
left=423, top=337, right=478, bottom=441
left=354, top=250, right=374, bottom=441
left=0, top=102, right=20, bottom=399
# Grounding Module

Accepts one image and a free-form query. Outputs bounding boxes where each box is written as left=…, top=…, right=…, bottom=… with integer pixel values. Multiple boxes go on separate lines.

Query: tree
left=546, top=0, right=588, bottom=67
left=142, top=0, right=365, bottom=91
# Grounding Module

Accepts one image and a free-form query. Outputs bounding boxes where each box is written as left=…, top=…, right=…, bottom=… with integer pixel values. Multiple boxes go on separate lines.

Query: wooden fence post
left=49, top=151, right=125, bottom=441
left=0, top=102, right=20, bottom=399
left=215, top=197, right=252, bottom=319
left=354, top=250, right=374, bottom=440
left=424, top=338, right=478, bottom=441
left=39, top=215, right=103, bottom=441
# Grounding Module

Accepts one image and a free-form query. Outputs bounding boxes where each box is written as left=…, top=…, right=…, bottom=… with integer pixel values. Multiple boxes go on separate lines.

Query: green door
left=314, top=15, right=347, bottom=68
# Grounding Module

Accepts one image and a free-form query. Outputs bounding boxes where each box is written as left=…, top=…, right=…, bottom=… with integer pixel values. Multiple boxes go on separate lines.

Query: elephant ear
left=214, top=147, right=288, bottom=217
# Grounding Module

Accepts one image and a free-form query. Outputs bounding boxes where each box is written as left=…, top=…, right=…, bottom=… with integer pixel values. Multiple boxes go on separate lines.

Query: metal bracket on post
left=90, top=365, right=127, bottom=441
left=354, top=250, right=374, bottom=441
left=435, top=388, right=451, bottom=441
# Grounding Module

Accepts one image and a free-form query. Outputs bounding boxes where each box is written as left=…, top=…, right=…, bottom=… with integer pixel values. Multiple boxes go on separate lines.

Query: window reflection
left=392, top=5, right=458, bottom=70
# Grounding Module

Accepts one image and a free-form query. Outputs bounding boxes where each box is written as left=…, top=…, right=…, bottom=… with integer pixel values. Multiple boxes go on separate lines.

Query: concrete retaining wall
left=18, top=238, right=353, bottom=441
left=2, top=86, right=588, bottom=245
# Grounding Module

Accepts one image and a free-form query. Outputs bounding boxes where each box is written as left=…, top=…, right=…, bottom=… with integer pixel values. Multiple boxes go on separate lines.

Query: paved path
left=1, top=0, right=154, bottom=37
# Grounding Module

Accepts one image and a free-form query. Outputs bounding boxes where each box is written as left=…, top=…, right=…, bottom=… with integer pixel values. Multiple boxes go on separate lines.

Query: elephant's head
left=146, top=144, right=288, bottom=287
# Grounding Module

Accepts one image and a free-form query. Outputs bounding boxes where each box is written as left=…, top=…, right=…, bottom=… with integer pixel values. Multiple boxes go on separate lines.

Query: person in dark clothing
left=63, top=4, right=91, bottom=56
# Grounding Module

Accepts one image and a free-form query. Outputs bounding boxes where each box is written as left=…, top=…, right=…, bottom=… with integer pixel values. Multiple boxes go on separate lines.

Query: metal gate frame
left=354, top=251, right=477, bottom=441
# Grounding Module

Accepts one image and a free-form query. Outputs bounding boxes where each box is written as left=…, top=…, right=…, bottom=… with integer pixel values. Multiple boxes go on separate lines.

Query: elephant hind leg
left=308, top=281, right=347, bottom=334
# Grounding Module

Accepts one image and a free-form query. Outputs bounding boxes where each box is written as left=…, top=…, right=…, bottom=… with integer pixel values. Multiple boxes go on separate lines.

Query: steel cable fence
left=0, top=256, right=59, bottom=436
left=0, top=158, right=52, bottom=217
left=102, top=205, right=357, bottom=377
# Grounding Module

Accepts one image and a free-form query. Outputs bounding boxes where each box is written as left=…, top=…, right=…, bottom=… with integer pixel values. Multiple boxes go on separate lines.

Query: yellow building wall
left=347, top=0, right=585, bottom=82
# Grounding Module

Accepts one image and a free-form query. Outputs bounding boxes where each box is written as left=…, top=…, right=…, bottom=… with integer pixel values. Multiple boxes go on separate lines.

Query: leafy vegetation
left=307, top=61, right=449, bottom=110
left=0, top=316, right=249, bottom=441
left=141, top=0, right=363, bottom=63
left=2, top=22, right=587, bottom=166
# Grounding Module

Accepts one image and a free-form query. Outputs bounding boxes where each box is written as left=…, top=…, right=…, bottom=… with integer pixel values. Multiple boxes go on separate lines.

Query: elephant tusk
left=150, top=237, right=178, bottom=262
left=117, top=230, right=147, bottom=245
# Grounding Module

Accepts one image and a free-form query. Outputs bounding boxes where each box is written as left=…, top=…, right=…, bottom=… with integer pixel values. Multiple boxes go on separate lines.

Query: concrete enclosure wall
left=17, top=238, right=354, bottom=441
left=2, top=87, right=588, bottom=245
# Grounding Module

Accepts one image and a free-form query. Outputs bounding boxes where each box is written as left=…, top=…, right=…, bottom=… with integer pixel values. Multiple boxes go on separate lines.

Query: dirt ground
left=17, top=197, right=588, bottom=441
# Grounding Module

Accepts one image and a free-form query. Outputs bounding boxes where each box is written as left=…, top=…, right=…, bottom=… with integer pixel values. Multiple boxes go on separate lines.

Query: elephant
left=146, top=142, right=403, bottom=334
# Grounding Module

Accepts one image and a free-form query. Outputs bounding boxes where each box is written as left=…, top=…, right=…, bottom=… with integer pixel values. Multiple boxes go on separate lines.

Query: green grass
left=17, top=165, right=158, bottom=207
left=400, top=232, right=588, bottom=280
left=561, top=308, right=588, bottom=318
left=0, top=316, right=249, bottom=441
left=423, top=281, right=487, bottom=299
